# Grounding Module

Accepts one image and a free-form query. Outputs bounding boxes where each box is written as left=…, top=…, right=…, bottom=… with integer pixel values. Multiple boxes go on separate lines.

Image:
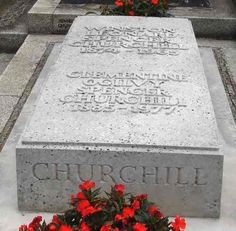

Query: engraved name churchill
left=69, top=27, right=188, bottom=55
left=32, top=162, right=208, bottom=186
left=60, top=71, right=188, bottom=114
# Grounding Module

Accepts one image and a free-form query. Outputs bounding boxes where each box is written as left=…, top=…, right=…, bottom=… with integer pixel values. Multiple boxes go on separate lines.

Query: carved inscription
left=60, top=71, right=187, bottom=114
left=32, top=162, right=208, bottom=186
left=68, top=27, right=188, bottom=55
left=57, top=18, right=74, bottom=31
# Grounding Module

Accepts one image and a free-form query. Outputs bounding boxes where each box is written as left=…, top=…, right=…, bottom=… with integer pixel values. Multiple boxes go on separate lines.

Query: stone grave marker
left=16, top=16, right=223, bottom=217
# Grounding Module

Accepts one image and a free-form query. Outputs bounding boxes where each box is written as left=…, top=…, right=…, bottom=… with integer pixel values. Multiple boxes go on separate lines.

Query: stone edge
left=0, top=35, right=64, bottom=151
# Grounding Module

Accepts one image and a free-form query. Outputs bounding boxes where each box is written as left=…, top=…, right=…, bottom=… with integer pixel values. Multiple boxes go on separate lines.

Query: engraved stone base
left=16, top=16, right=223, bottom=217
left=17, top=144, right=223, bottom=217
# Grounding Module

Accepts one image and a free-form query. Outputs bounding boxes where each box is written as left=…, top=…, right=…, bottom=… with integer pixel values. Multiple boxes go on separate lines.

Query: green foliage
left=101, top=0, right=169, bottom=17
left=19, top=181, right=186, bottom=231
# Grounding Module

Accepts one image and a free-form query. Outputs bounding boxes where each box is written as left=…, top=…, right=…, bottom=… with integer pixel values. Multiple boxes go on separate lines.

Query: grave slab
left=0, top=35, right=234, bottom=231
left=16, top=16, right=223, bottom=218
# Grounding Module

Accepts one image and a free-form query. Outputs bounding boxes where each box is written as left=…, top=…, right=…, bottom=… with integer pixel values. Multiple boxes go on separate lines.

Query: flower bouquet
left=19, top=181, right=186, bottom=231
left=101, top=0, right=169, bottom=17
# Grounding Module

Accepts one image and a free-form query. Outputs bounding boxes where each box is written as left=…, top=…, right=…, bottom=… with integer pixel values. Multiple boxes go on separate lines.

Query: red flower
left=31, top=216, right=42, bottom=224
left=81, top=206, right=102, bottom=217
left=123, top=207, right=135, bottom=218
left=128, top=10, right=135, bottom=16
left=102, top=202, right=107, bottom=207
left=132, top=200, right=140, bottom=210
left=59, top=225, right=72, bottom=231
left=133, top=223, right=147, bottom=231
left=100, top=224, right=112, bottom=231
left=71, top=192, right=87, bottom=203
left=79, top=181, right=96, bottom=191
left=157, top=210, right=164, bottom=219
left=27, top=228, right=34, bottom=231
left=49, top=224, right=57, bottom=231
left=115, top=214, right=124, bottom=221
left=114, top=184, right=125, bottom=196
left=151, top=0, right=159, bottom=5
left=77, top=192, right=86, bottom=200
left=28, top=216, right=42, bottom=230
left=52, top=215, right=62, bottom=225
left=171, top=215, right=186, bottom=231
left=135, top=194, right=148, bottom=201
left=148, top=206, right=163, bottom=219
left=19, top=225, right=27, bottom=231
left=148, top=206, right=158, bottom=216
left=77, top=200, right=90, bottom=212
left=128, top=0, right=133, bottom=5
left=115, top=0, right=124, bottom=7
left=81, top=222, right=91, bottom=231
left=114, top=229, right=119, bottom=231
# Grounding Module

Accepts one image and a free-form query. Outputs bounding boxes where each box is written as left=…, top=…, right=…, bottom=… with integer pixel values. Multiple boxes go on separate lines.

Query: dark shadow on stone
left=171, top=0, right=212, bottom=7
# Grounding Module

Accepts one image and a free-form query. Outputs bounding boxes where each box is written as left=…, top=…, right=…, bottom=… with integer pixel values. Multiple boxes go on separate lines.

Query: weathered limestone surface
left=16, top=16, right=223, bottom=217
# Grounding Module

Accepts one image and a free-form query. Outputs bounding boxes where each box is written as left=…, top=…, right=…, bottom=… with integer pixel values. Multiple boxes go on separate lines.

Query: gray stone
left=197, top=38, right=236, bottom=48
left=0, top=35, right=63, bottom=97
left=0, top=41, right=64, bottom=231
left=0, top=96, right=18, bottom=132
left=61, top=0, right=114, bottom=4
left=188, top=17, right=236, bottom=38
left=28, top=12, right=53, bottom=34
left=169, top=0, right=236, bottom=38
left=16, top=16, right=223, bottom=217
left=169, top=0, right=214, bottom=7
left=28, top=0, right=61, bottom=33
left=0, top=35, right=64, bottom=151
left=223, top=48, right=236, bottom=86
left=53, top=13, right=77, bottom=34
left=0, top=53, right=14, bottom=76
left=52, top=5, right=101, bottom=33
left=0, top=25, right=27, bottom=53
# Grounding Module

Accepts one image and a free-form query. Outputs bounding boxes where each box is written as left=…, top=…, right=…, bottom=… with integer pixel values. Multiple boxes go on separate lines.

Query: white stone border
left=0, top=35, right=64, bottom=146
